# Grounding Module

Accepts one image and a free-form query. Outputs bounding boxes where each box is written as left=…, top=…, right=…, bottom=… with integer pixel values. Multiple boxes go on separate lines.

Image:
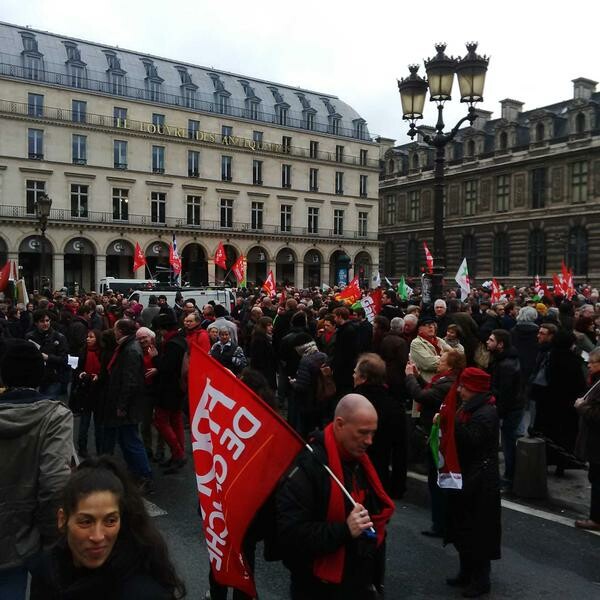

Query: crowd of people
left=1, top=281, right=599, bottom=599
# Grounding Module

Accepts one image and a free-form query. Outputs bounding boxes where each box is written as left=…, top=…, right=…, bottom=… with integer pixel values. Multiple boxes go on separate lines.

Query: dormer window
left=175, top=67, right=197, bottom=108
left=412, top=153, right=419, bottom=170
left=575, top=112, right=586, bottom=134
left=353, top=118, right=366, bottom=140
left=277, top=105, right=288, bottom=126
left=499, top=131, right=508, bottom=151
left=329, top=116, right=340, bottom=135
left=63, top=42, right=81, bottom=62
left=467, top=139, right=476, bottom=156
left=536, top=122, right=545, bottom=142
left=104, top=51, right=122, bottom=71
left=20, top=32, right=38, bottom=52
left=142, top=59, right=163, bottom=102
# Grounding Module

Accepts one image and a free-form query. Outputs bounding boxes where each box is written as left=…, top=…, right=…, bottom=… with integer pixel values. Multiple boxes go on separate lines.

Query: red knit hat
left=459, top=367, right=491, bottom=393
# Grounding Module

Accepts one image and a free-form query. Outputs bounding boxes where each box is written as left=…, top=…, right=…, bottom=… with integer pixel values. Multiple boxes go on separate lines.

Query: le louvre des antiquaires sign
left=115, top=118, right=287, bottom=154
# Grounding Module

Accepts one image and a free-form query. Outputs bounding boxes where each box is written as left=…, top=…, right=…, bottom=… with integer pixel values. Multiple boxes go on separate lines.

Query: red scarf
left=83, top=349, right=101, bottom=376
left=419, top=333, right=441, bottom=355
left=437, top=380, right=462, bottom=489
left=313, top=424, right=395, bottom=584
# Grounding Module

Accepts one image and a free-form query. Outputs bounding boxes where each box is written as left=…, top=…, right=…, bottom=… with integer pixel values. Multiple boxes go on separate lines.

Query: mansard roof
left=0, top=21, right=371, bottom=140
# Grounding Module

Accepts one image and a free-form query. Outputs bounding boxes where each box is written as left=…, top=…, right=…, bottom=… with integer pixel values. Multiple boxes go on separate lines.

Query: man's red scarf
left=313, top=423, right=395, bottom=584
left=418, top=333, right=441, bottom=355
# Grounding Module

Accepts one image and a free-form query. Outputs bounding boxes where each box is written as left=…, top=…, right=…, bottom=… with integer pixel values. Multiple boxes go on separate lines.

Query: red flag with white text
left=491, top=278, right=502, bottom=303
left=133, top=242, right=147, bottom=272
left=215, top=241, right=227, bottom=270
left=423, top=242, right=434, bottom=275
left=170, top=235, right=182, bottom=276
left=188, top=345, right=303, bottom=596
left=262, top=270, right=276, bottom=297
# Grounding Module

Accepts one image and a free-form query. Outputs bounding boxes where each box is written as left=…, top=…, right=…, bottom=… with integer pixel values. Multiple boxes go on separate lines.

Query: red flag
left=423, top=242, right=434, bottom=274
left=215, top=241, right=227, bottom=270
left=279, top=289, right=287, bottom=306
left=539, top=282, right=550, bottom=299
left=169, top=235, right=182, bottom=275
left=533, top=275, right=541, bottom=293
left=552, top=273, right=564, bottom=297
left=359, top=288, right=383, bottom=323
left=262, top=270, right=276, bottom=297
left=133, top=242, right=146, bottom=272
left=188, top=345, right=303, bottom=596
left=231, top=255, right=246, bottom=283
left=561, top=260, right=575, bottom=298
left=0, top=262, right=10, bottom=293
left=491, top=278, right=502, bottom=303
left=334, top=275, right=361, bottom=304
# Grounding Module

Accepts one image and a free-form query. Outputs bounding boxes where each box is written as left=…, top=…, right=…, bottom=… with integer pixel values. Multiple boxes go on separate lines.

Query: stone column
left=53, top=253, right=64, bottom=291
left=322, top=262, right=330, bottom=288
left=96, top=255, right=106, bottom=291
left=294, top=261, right=303, bottom=288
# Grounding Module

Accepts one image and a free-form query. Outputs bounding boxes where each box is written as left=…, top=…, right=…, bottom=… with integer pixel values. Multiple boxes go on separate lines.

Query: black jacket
left=379, top=331, right=409, bottom=399
left=249, top=331, right=277, bottom=389
left=66, top=315, right=90, bottom=357
left=25, top=328, right=68, bottom=386
left=575, top=374, right=600, bottom=464
left=405, top=372, right=456, bottom=432
left=510, top=321, right=539, bottom=381
left=29, top=537, right=174, bottom=600
left=446, top=392, right=501, bottom=561
left=280, top=327, right=312, bottom=378
left=156, top=333, right=187, bottom=411
left=277, top=432, right=383, bottom=599
left=103, top=335, right=145, bottom=426
left=331, top=321, right=360, bottom=394
left=488, top=347, right=521, bottom=417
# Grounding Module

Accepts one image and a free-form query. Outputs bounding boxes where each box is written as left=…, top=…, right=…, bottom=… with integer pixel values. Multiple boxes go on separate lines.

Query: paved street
left=148, top=460, right=600, bottom=599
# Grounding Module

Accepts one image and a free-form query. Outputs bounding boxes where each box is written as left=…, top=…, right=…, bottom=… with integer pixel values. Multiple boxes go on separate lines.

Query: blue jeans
left=78, top=411, right=102, bottom=455
left=502, top=409, right=525, bottom=482
left=0, top=566, right=28, bottom=600
left=101, top=424, right=152, bottom=479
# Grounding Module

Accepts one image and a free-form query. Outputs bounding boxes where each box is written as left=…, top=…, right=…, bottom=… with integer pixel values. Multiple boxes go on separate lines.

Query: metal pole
left=39, top=226, right=46, bottom=292
left=432, top=105, right=447, bottom=301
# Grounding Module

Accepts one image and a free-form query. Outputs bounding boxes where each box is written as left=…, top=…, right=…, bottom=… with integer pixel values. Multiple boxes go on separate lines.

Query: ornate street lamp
left=35, top=192, right=52, bottom=290
left=398, top=42, right=489, bottom=301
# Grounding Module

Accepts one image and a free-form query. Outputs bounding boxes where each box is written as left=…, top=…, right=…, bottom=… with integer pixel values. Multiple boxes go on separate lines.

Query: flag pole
left=304, top=444, right=376, bottom=535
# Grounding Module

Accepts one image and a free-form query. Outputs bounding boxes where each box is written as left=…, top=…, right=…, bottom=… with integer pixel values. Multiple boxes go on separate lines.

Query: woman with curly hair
left=29, top=456, right=186, bottom=599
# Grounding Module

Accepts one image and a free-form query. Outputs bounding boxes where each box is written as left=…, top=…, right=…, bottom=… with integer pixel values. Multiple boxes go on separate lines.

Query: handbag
left=531, top=354, right=549, bottom=387
left=315, top=363, right=336, bottom=404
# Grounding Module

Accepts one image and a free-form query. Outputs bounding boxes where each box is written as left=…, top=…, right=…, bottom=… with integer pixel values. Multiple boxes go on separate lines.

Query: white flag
left=371, top=271, right=381, bottom=288
left=454, top=258, right=471, bottom=299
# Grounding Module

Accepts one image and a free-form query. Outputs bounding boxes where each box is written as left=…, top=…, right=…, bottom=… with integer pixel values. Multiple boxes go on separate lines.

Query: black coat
left=445, top=392, right=501, bottom=561
left=331, top=321, right=360, bottom=395
left=356, top=320, right=373, bottom=353
left=102, top=335, right=145, bottom=427
left=249, top=331, right=277, bottom=389
left=25, top=328, right=68, bottom=386
left=66, top=315, right=90, bottom=357
left=511, top=322, right=539, bottom=382
left=29, top=537, right=173, bottom=600
left=156, top=333, right=187, bottom=411
left=405, top=372, right=456, bottom=433
left=379, top=331, right=409, bottom=400
left=488, top=348, right=521, bottom=417
left=280, top=327, right=312, bottom=378
left=354, top=382, right=398, bottom=492
left=276, top=432, right=383, bottom=599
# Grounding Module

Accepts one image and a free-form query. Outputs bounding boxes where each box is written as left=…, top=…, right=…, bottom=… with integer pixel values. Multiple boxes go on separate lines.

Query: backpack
left=315, top=362, right=336, bottom=404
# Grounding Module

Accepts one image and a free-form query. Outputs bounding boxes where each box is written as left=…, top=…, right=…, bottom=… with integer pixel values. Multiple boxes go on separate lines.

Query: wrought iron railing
left=0, top=204, right=378, bottom=240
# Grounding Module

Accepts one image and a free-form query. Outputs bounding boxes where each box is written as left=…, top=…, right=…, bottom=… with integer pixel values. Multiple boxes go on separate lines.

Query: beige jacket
left=409, top=335, right=451, bottom=383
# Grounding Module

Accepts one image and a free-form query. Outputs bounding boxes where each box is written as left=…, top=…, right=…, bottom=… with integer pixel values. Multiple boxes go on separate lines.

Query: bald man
left=277, top=394, right=395, bottom=600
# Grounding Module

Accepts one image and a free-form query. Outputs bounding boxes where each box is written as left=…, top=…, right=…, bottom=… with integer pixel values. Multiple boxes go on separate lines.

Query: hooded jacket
left=0, top=389, right=73, bottom=569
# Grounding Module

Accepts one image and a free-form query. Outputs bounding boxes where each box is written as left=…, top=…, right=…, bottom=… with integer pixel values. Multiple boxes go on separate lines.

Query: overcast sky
left=3, top=0, right=599, bottom=144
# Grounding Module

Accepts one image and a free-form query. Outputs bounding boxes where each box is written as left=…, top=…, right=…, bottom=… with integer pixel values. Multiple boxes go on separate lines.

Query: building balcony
left=0, top=204, right=379, bottom=241
left=0, top=97, right=380, bottom=170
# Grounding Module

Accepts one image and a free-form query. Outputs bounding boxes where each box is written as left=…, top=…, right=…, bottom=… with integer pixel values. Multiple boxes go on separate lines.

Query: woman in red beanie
left=444, top=367, right=501, bottom=598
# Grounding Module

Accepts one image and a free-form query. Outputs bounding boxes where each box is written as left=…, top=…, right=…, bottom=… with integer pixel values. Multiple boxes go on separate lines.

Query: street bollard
left=512, top=437, right=548, bottom=499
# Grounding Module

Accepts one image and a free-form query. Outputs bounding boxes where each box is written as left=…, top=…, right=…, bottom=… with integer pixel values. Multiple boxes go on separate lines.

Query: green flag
left=397, top=275, right=409, bottom=301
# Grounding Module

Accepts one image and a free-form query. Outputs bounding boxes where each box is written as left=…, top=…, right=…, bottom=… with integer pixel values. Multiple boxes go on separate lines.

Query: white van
left=99, top=277, right=158, bottom=295
left=130, top=288, right=234, bottom=314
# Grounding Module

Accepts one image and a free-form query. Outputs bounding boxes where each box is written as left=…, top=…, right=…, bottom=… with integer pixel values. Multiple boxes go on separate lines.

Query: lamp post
left=35, top=192, right=52, bottom=290
left=398, top=42, right=489, bottom=301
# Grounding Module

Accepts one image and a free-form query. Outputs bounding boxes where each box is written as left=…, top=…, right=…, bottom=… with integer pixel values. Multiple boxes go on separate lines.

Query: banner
left=170, top=234, right=182, bottom=278
left=423, top=242, right=434, bottom=274
left=188, top=346, right=303, bottom=596
left=351, top=289, right=382, bottom=323
left=454, top=258, right=470, bottom=299
left=133, top=242, right=146, bottom=272
left=397, top=275, right=412, bottom=301
left=0, top=262, right=10, bottom=293
left=262, top=270, right=276, bottom=296
left=370, top=271, right=381, bottom=289
left=215, top=242, right=227, bottom=270
left=232, top=255, right=246, bottom=287
left=334, top=275, right=361, bottom=305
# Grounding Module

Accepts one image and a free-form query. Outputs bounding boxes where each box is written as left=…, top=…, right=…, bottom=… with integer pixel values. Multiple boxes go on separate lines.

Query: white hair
left=434, top=299, right=447, bottom=309
left=136, top=326, right=155, bottom=339
left=390, top=317, right=405, bottom=332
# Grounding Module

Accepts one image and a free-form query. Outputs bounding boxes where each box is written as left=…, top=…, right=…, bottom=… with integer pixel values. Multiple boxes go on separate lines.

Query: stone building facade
left=379, top=77, right=600, bottom=286
left=0, top=21, right=380, bottom=292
